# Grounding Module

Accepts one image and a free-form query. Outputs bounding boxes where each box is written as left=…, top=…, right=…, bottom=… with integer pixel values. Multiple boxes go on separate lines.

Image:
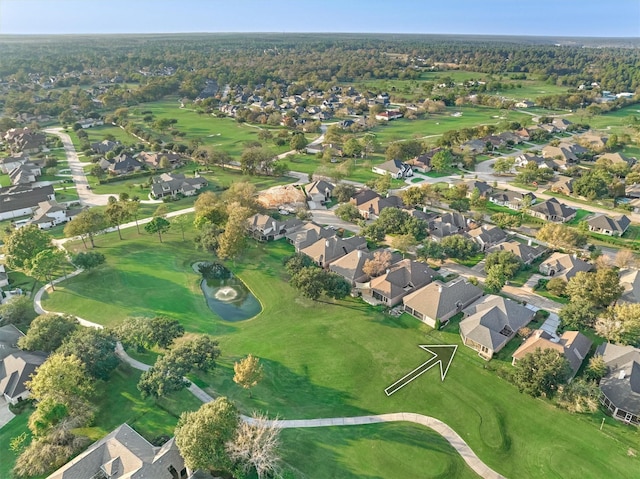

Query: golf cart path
left=34, top=274, right=505, bottom=479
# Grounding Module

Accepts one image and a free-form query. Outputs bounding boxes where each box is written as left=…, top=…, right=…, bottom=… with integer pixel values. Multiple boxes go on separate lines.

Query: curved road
left=33, top=268, right=506, bottom=479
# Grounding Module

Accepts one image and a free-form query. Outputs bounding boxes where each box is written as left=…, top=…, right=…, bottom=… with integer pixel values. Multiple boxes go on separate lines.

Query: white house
left=372, top=159, right=413, bottom=179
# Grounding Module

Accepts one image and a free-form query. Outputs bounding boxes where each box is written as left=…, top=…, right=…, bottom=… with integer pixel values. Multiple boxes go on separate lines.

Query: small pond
left=194, top=262, right=261, bottom=322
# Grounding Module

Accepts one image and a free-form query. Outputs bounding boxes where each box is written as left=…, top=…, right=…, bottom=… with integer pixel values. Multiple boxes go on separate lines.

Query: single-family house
left=429, top=212, right=467, bottom=241
left=626, top=183, right=640, bottom=199
left=595, top=343, right=640, bottom=425
left=460, top=139, right=486, bottom=154
left=578, top=131, right=608, bottom=150
left=369, top=259, right=436, bottom=306
left=514, top=153, right=552, bottom=170
left=285, top=222, right=334, bottom=252
left=551, top=118, right=573, bottom=131
left=467, top=224, right=507, bottom=251
left=539, top=253, right=592, bottom=281
left=487, top=240, right=546, bottom=265
left=597, top=152, right=636, bottom=168
left=29, top=200, right=82, bottom=229
left=301, top=236, right=367, bottom=268
left=489, top=190, right=537, bottom=211
left=587, top=214, right=631, bottom=237
left=150, top=173, right=207, bottom=199
left=403, top=279, right=483, bottom=328
left=0, top=351, right=47, bottom=404
left=407, top=148, right=441, bottom=173
left=620, top=269, right=640, bottom=304
left=357, top=195, right=403, bottom=220
left=103, top=153, right=144, bottom=175
left=9, top=162, right=41, bottom=185
left=529, top=198, right=576, bottom=223
left=515, top=100, right=534, bottom=108
left=329, top=248, right=401, bottom=287
left=375, top=110, right=403, bottom=121
left=464, top=180, right=493, bottom=198
left=541, top=144, right=582, bottom=164
left=0, top=264, right=8, bottom=288
left=350, top=189, right=380, bottom=207
left=0, top=185, right=55, bottom=221
left=550, top=176, right=575, bottom=195
left=460, top=295, right=535, bottom=360
left=46, top=423, right=188, bottom=479
left=372, top=159, right=413, bottom=179
left=512, top=329, right=592, bottom=379
left=246, top=214, right=302, bottom=242
left=304, top=180, right=335, bottom=204
left=90, top=139, right=120, bottom=155
left=138, top=151, right=185, bottom=169
left=0, top=153, right=30, bottom=174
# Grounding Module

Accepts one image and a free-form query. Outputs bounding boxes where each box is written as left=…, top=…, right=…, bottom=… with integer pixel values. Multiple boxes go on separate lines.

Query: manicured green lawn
left=0, top=410, right=32, bottom=479
left=42, top=232, right=640, bottom=479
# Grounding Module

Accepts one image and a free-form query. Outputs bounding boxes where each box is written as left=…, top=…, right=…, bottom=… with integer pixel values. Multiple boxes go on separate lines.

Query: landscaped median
left=38, top=229, right=640, bottom=479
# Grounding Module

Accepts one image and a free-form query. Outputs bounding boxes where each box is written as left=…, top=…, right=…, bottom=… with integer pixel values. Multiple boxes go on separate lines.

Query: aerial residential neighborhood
left=0, top=2, right=640, bottom=479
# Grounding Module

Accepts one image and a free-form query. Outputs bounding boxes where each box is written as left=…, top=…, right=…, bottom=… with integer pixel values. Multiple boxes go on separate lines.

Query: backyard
left=38, top=229, right=640, bottom=479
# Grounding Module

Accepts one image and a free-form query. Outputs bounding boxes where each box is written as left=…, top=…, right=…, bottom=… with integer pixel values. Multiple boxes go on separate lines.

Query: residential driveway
left=0, top=397, right=15, bottom=429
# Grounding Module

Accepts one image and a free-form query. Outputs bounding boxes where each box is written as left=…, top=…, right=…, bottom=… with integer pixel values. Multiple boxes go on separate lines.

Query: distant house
left=285, top=222, right=334, bottom=252
left=0, top=153, right=30, bottom=174
left=514, top=153, right=552, bottom=170
left=515, top=100, right=534, bottom=108
left=529, top=198, right=576, bottom=223
left=487, top=240, right=546, bottom=265
left=460, top=139, right=486, bottom=154
left=597, top=152, right=636, bottom=168
left=372, top=159, right=413, bottom=179
left=403, top=279, right=483, bottom=328
left=355, top=194, right=403, bottom=220
left=90, top=139, right=120, bottom=155
left=138, top=151, right=185, bottom=169
left=77, top=118, right=104, bottom=129
left=301, top=236, right=367, bottom=268
left=150, top=173, right=207, bottom=199
left=304, top=180, right=335, bottom=205
left=459, top=295, right=535, bottom=360
left=375, top=110, right=403, bottom=121
left=467, top=225, right=507, bottom=251
left=464, top=180, right=493, bottom=198
left=539, top=253, right=592, bottom=281
left=625, top=183, right=640, bottom=199
left=246, top=214, right=302, bottom=242
left=407, top=148, right=441, bottom=173
left=512, top=329, right=592, bottom=379
left=541, top=143, right=582, bottom=164
left=4, top=128, right=46, bottom=154
left=578, top=131, right=608, bottom=150
left=102, top=153, right=144, bottom=175
left=551, top=118, right=572, bottom=131
left=369, top=259, right=436, bottom=307
left=329, top=248, right=401, bottom=287
left=550, top=176, right=575, bottom=195
left=429, top=212, right=467, bottom=241
left=8, top=162, right=41, bottom=185
left=0, top=184, right=55, bottom=221
left=46, top=423, right=188, bottom=479
left=587, top=214, right=631, bottom=237
left=489, top=190, right=536, bottom=211
left=29, top=200, right=82, bottom=229
left=595, top=343, right=640, bottom=425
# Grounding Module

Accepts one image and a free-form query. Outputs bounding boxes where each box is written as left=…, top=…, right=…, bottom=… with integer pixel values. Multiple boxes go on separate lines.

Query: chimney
left=438, top=284, right=443, bottom=293
left=423, top=206, right=427, bottom=212
left=573, top=253, right=577, bottom=259
left=325, top=240, right=330, bottom=248
left=385, top=268, right=390, bottom=274
left=528, top=239, right=532, bottom=246
left=357, top=250, right=363, bottom=259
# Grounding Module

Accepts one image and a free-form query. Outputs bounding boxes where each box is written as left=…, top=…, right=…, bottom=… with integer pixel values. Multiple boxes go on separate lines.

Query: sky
left=1, top=0, right=639, bottom=37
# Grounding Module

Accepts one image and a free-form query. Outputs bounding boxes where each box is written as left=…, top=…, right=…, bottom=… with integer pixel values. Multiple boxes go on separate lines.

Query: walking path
left=33, top=263, right=507, bottom=479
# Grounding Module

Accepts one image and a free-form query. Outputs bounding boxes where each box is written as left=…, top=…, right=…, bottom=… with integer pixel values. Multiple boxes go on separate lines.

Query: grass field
left=41, top=231, right=640, bottom=479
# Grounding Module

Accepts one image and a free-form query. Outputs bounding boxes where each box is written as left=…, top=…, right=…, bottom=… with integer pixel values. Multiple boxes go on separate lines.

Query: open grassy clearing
left=42, top=231, right=640, bottom=479
left=0, top=410, right=32, bottom=479
left=80, top=124, right=140, bottom=146
left=128, top=97, right=294, bottom=158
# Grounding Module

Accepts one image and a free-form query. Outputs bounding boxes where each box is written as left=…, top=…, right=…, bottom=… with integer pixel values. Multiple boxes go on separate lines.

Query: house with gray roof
left=620, top=269, right=640, bottom=304
left=150, top=173, right=207, bottom=199
left=372, top=159, right=413, bottom=179
left=487, top=240, right=546, bottom=265
left=0, top=153, right=30, bottom=174
left=403, top=279, right=483, bottom=328
left=329, top=248, right=402, bottom=287
left=247, top=214, right=302, bottom=242
left=285, top=222, right=334, bottom=252
left=539, top=253, right=592, bottom=281
left=460, top=295, right=535, bottom=360
left=304, top=180, right=334, bottom=205
left=530, top=198, right=576, bottom=223
left=0, top=351, right=47, bottom=404
left=467, top=224, right=507, bottom=251
left=29, top=200, right=82, bottom=229
left=46, top=423, right=187, bottom=479
left=550, top=176, right=575, bottom=195
left=0, top=184, right=55, bottom=221
left=587, top=213, right=631, bottom=237
left=512, top=329, right=592, bottom=379
left=489, top=190, right=536, bottom=211
left=369, top=259, right=436, bottom=307
left=429, top=212, right=467, bottom=241
left=9, top=162, right=41, bottom=185
left=90, top=139, right=120, bottom=155
left=595, top=343, right=640, bottom=425
left=301, top=235, right=367, bottom=268
left=101, top=153, right=144, bottom=176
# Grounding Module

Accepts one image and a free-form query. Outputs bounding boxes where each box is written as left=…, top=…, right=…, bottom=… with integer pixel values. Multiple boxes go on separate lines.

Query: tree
left=138, top=354, right=190, bottom=398
left=430, top=149, right=454, bottom=172
left=614, top=249, right=636, bottom=269
left=171, top=214, right=191, bottom=241
left=64, top=209, right=106, bottom=249
left=217, top=205, right=252, bottom=260
left=334, top=203, right=361, bottom=222
left=0, top=295, right=35, bottom=327
left=240, top=147, right=274, bottom=175
left=333, top=183, right=356, bottom=203
left=565, top=268, right=623, bottom=308
left=512, top=348, right=571, bottom=398
left=175, top=397, right=240, bottom=474
left=169, top=335, right=221, bottom=372
left=4, top=225, right=52, bottom=271
left=145, top=216, right=171, bottom=242
left=222, top=182, right=260, bottom=211
left=492, top=157, right=515, bottom=175
left=30, top=249, right=67, bottom=290
left=418, top=240, right=445, bottom=262
left=72, top=251, right=106, bottom=271
left=289, top=132, right=307, bottom=152
left=596, top=303, right=640, bottom=345
left=546, top=277, right=568, bottom=297
left=449, top=198, right=470, bottom=213
left=392, top=234, right=417, bottom=255
left=104, top=200, right=131, bottom=240
left=112, top=316, right=184, bottom=351
left=149, top=316, right=185, bottom=349
left=401, top=186, right=428, bottom=207
left=343, top=137, right=363, bottom=158
left=535, top=223, right=586, bottom=250
left=27, top=352, right=94, bottom=403
left=484, top=265, right=507, bottom=293
left=440, top=235, right=478, bottom=259
left=290, top=266, right=326, bottom=301
left=559, top=300, right=597, bottom=329
left=284, top=253, right=314, bottom=276
left=585, top=355, right=607, bottom=381
left=125, top=199, right=141, bottom=234
left=233, top=354, right=264, bottom=398
left=58, top=328, right=119, bottom=381
left=226, top=413, right=282, bottom=479
left=557, top=378, right=600, bottom=414
left=322, top=272, right=352, bottom=300
left=90, top=164, right=105, bottom=179
left=368, top=173, right=391, bottom=195
left=490, top=213, right=521, bottom=229
left=485, top=250, right=522, bottom=278
left=362, top=250, right=393, bottom=278
left=18, top=314, right=78, bottom=353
